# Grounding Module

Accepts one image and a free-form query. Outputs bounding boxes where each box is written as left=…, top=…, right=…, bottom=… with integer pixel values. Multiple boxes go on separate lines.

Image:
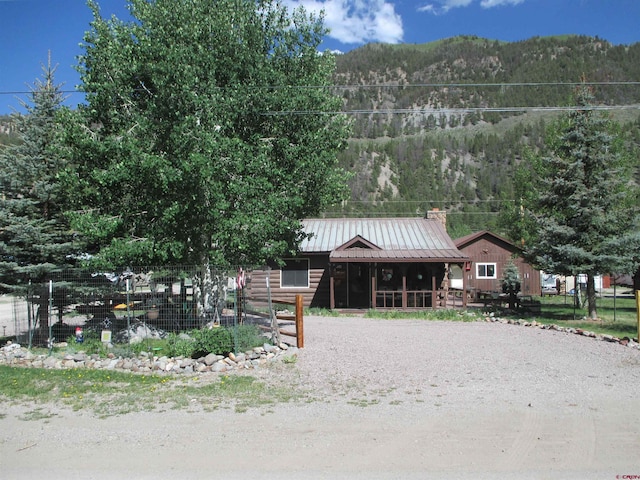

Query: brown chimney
left=426, top=208, right=446, bottom=228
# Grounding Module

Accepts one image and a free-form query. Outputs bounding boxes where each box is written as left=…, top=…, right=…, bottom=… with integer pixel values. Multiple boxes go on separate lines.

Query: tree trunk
left=508, top=292, right=517, bottom=310
left=634, top=267, right=640, bottom=293
left=586, top=274, right=598, bottom=320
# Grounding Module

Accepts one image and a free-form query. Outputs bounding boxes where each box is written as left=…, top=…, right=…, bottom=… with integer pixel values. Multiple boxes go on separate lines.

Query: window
left=281, top=259, right=309, bottom=288
left=476, top=263, right=497, bottom=279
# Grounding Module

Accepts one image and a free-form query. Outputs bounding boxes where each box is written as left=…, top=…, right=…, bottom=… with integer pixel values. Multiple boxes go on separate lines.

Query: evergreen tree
left=519, top=85, right=640, bottom=319
left=0, top=56, right=75, bottom=339
left=63, top=0, right=350, bottom=270
left=500, top=260, right=521, bottom=309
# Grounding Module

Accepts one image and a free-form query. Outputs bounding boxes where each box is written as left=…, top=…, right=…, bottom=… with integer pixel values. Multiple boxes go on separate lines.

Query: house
left=453, top=230, right=541, bottom=297
left=248, top=211, right=469, bottom=310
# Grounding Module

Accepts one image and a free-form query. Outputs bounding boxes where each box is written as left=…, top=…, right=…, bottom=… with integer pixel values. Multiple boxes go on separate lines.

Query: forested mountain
left=2, top=35, right=639, bottom=238
left=0, top=115, right=20, bottom=147
left=330, top=35, right=640, bottom=237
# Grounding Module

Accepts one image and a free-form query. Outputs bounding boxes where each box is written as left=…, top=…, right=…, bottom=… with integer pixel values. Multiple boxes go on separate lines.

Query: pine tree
left=0, top=55, right=75, bottom=340
left=522, top=85, right=640, bottom=319
left=500, top=260, right=521, bottom=309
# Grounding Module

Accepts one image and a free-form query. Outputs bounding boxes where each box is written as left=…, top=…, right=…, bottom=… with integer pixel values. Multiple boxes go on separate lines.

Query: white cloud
left=419, top=0, right=524, bottom=14
left=480, top=0, right=524, bottom=7
left=284, top=0, right=403, bottom=44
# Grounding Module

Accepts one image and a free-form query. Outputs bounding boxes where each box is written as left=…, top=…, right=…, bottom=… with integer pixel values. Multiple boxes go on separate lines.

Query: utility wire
left=262, top=104, right=640, bottom=116
left=1, top=80, right=640, bottom=96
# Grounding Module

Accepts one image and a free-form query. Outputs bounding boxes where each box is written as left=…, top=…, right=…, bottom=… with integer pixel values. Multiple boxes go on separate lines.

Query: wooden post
left=431, top=275, right=437, bottom=308
left=371, top=274, right=376, bottom=309
left=636, top=290, right=640, bottom=342
left=402, top=269, right=407, bottom=309
left=295, top=294, right=304, bottom=348
left=329, top=268, right=335, bottom=310
left=461, top=262, right=467, bottom=308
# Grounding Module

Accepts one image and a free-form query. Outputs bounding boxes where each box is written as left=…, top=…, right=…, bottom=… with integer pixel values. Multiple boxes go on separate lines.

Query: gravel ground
left=285, top=316, right=640, bottom=409
left=2, top=315, right=640, bottom=480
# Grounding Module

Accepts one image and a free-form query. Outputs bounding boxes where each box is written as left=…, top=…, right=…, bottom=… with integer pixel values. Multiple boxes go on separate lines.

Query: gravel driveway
left=2, top=315, right=640, bottom=479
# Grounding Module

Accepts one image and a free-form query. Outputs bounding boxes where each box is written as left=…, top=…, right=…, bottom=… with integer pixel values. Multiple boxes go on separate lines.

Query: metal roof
left=454, top=230, right=521, bottom=251
left=300, top=218, right=468, bottom=262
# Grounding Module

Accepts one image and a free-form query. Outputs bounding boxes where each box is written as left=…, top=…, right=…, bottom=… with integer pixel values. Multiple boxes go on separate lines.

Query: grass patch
left=351, top=294, right=638, bottom=339
left=500, top=294, right=639, bottom=339
left=19, top=408, right=57, bottom=421
left=0, top=366, right=306, bottom=417
left=306, top=307, right=344, bottom=317
left=364, top=308, right=480, bottom=321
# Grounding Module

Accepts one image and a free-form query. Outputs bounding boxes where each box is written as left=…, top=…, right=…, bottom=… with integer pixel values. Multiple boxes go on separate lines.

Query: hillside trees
left=504, top=85, right=640, bottom=319
left=0, top=59, right=76, bottom=338
left=63, top=0, right=350, bottom=269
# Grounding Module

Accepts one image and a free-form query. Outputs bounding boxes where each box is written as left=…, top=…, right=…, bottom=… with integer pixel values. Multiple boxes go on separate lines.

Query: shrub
left=191, top=327, right=233, bottom=357
left=178, top=325, right=266, bottom=358
left=165, top=333, right=197, bottom=358
left=234, top=324, right=267, bottom=351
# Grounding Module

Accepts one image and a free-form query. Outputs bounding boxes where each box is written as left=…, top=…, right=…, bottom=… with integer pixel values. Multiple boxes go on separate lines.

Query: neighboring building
left=247, top=211, right=469, bottom=310
left=454, top=230, right=541, bottom=297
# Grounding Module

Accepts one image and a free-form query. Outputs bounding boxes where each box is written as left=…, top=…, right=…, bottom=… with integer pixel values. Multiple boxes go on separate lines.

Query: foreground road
left=2, top=316, right=639, bottom=479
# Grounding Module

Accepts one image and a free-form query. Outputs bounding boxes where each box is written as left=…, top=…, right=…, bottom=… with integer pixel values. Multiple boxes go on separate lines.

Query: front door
left=348, top=264, right=370, bottom=308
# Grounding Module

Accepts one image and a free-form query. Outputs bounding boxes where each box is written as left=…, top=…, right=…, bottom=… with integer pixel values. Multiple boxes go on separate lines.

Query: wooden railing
left=375, top=289, right=435, bottom=308
left=245, top=294, right=304, bottom=348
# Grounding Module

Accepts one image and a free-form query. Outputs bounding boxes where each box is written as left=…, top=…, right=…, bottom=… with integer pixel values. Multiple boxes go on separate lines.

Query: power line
left=263, top=104, right=640, bottom=116
left=2, top=80, right=640, bottom=96
left=331, top=81, right=640, bottom=89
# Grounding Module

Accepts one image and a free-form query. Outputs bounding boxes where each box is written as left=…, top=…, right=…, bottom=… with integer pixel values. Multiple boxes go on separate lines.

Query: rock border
left=1, top=315, right=638, bottom=375
left=0, top=341, right=299, bottom=375
left=481, top=313, right=640, bottom=349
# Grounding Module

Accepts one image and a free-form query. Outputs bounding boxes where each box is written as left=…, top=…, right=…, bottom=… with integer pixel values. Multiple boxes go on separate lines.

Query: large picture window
left=476, top=263, right=497, bottom=279
left=281, top=259, right=309, bottom=288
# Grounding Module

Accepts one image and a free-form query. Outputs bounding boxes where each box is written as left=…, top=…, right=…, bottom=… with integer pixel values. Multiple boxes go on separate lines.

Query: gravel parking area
left=2, top=315, right=640, bottom=479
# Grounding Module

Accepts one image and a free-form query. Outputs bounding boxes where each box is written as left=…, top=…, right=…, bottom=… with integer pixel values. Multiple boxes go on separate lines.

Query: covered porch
left=329, top=258, right=468, bottom=310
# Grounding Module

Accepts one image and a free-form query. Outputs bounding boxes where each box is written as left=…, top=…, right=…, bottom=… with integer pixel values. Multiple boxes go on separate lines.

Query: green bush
left=234, top=324, right=266, bottom=351
left=192, top=327, right=233, bottom=357
left=165, top=333, right=197, bottom=358
left=80, top=337, right=109, bottom=357
left=166, top=325, right=266, bottom=358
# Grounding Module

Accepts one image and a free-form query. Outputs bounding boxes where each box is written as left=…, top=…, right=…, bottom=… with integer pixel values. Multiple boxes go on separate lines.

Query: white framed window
left=476, top=263, right=497, bottom=279
left=281, top=258, right=309, bottom=288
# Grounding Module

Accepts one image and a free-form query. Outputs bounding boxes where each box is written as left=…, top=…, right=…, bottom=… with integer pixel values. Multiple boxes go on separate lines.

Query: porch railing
left=375, top=289, right=435, bottom=308
left=374, top=289, right=467, bottom=309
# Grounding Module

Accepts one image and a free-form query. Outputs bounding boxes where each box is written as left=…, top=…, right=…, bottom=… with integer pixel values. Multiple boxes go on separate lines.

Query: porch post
left=461, top=262, right=467, bottom=308
left=371, top=266, right=377, bottom=308
left=431, top=274, right=437, bottom=308
left=329, top=264, right=335, bottom=310
left=402, top=268, right=407, bottom=309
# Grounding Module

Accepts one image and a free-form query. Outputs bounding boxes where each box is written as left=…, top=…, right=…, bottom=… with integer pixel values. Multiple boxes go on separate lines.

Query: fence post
left=295, top=294, right=304, bottom=348
left=636, top=290, right=640, bottom=342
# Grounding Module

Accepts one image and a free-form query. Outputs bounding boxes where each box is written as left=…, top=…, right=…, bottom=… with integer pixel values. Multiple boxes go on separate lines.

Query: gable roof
left=455, top=230, right=521, bottom=252
left=334, top=234, right=382, bottom=251
left=300, top=217, right=468, bottom=263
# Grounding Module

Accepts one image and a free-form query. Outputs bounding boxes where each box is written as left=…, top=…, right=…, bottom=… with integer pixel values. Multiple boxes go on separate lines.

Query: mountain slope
left=330, top=35, right=640, bottom=236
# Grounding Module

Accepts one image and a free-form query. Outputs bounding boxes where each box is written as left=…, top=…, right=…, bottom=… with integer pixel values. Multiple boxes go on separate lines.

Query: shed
left=454, top=230, right=541, bottom=297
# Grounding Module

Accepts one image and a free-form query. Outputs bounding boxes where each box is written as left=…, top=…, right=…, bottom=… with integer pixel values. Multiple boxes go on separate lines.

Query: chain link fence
left=0, top=265, right=282, bottom=352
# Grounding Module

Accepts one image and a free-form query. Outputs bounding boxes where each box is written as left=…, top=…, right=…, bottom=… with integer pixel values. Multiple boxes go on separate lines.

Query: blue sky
left=1, top=0, right=639, bottom=114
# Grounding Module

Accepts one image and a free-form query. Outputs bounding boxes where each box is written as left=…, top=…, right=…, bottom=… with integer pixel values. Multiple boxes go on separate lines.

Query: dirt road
left=2, top=316, right=639, bottom=479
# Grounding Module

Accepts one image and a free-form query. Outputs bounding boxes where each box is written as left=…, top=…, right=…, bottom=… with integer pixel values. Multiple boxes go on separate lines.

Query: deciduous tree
left=64, top=0, right=350, bottom=270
